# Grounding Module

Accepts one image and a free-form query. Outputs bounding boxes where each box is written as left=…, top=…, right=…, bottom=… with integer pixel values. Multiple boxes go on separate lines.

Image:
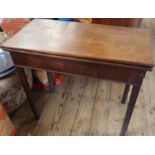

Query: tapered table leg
left=16, top=67, right=40, bottom=119
left=120, top=83, right=142, bottom=136
left=47, top=71, right=56, bottom=93
left=121, top=84, right=130, bottom=104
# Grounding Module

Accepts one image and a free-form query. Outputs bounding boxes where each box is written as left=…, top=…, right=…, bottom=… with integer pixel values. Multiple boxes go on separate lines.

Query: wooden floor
left=11, top=71, right=155, bottom=136
left=11, top=19, right=155, bottom=136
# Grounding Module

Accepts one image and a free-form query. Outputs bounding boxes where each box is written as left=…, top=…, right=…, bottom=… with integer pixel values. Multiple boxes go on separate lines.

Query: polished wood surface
left=2, top=19, right=153, bottom=68
left=2, top=19, right=154, bottom=135
left=10, top=51, right=146, bottom=85
left=92, top=18, right=142, bottom=27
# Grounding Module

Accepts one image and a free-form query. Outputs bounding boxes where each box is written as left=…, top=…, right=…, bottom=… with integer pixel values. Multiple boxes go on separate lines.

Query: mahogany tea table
left=1, top=19, right=154, bottom=136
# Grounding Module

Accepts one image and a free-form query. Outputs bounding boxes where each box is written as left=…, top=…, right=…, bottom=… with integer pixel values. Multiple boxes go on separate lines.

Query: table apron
left=10, top=52, right=146, bottom=85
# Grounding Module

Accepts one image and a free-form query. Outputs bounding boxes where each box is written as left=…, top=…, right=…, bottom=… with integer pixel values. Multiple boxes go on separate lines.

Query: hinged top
left=1, top=19, right=154, bottom=68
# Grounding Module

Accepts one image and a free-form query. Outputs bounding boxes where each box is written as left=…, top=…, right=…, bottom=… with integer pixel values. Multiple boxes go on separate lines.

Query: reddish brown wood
left=16, top=67, right=40, bottom=119
left=120, top=83, right=142, bottom=135
left=122, top=84, right=130, bottom=104
left=10, top=51, right=146, bottom=85
left=91, top=18, right=142, bottom=105
left=1, top=19, right=154, bottom=136
left=92, top=18, right=142, bottom=27
left=2, top=19, right=153, bottom=68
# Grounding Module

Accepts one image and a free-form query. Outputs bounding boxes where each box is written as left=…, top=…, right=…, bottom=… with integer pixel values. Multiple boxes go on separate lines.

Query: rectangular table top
left=1, top=19, right=154, bottom=68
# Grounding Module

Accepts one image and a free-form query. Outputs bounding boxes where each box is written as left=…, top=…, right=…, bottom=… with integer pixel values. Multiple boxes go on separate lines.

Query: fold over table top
left=1, top=19, right=154, bottom=68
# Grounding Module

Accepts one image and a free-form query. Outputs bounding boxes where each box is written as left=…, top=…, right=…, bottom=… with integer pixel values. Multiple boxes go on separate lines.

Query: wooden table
left=1, top=19, right=154, bottom=136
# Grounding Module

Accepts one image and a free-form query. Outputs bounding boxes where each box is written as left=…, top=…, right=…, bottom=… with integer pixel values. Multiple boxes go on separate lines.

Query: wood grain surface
left=2, top=19, right=154, bottom=67
left=92, top=18, right=142, bottom=27
left=11, top=73, right=155, bottom=136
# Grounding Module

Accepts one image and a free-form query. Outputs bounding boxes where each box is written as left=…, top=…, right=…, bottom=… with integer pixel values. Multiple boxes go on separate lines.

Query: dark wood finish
left=92, top=18, right=142, bottom=103
left=16, top=67, right=40, bottom=119
left=47, top=71, right=56, bottom=93
left=122, top=84, right=130, bottom=104
left=92, top=18, right=142, bottom=105
left=120, top=83, right=142, bottom=135
left=2, top=19, right=154, bottom=135
left=92, top=18, right=142, bottom=27
left=2, top=19, right=153, bottom=68
left=10, top=51, right=147, bottom=85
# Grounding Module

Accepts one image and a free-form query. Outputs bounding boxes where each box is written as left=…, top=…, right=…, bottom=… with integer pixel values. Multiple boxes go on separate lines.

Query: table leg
left=16, top=67, right=40, bottom=119
left=120, top=83, right=142, bottom=136
left=47, top=71, right=56, bottom=93
left=121, top=84, right=130, bottom=104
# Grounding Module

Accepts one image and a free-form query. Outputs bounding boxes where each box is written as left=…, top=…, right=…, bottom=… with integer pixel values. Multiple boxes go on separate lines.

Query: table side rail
left=10, top=51, right=147, bottom=85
